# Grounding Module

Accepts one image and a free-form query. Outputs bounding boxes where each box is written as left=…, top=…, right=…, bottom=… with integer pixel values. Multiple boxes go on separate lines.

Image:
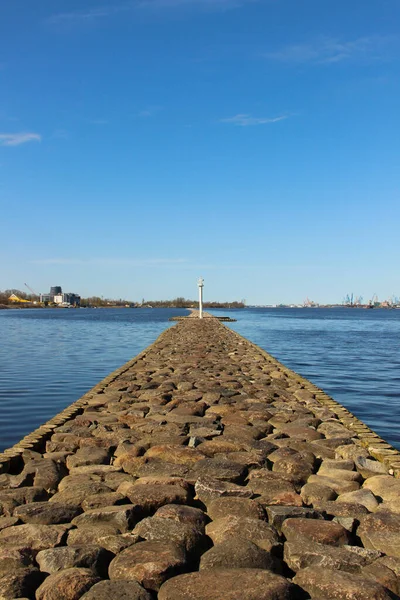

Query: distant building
left=50, top=286, right=62, bottom=298
left=40, top=286, right=80, bottom=306
left=53, top=293, right=81, bottom=306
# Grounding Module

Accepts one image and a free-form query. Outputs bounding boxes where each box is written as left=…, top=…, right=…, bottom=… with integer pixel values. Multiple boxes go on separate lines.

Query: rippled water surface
left=1, top=307, right=399, bottom=451
left=0, top=308, right=187, bottom=451
left=213, top=307, right=400, bottom=450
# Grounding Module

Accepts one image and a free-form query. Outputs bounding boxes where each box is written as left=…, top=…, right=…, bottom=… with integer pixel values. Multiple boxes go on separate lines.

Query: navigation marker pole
left=198, top=277, right=204, bottom=319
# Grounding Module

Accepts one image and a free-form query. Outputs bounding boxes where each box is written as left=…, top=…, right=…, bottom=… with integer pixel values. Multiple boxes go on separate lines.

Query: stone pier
left=1, top=314, right=400, bottom=599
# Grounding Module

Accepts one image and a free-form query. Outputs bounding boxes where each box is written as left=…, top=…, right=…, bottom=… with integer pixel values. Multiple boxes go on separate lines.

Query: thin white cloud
left=0, top=132, right=41, bottom=147
left=136, top=106, right=163, bottom=118
left=48, top=0, right=257, bottom=23
left=89, top=119, right=109, bottom=125
left=264, top=35, right=396, bottom=65
left=30, top=258, right=189, bottom=266
left=47, top=5, right=131, bottom=24
left=221, top=114, right=288, bottom=126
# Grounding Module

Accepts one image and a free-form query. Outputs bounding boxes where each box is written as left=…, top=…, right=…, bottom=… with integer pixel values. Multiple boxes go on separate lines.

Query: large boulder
left=0, top=523, right=68, bottom=551
left=36, top=545, right=113, bottom=577
left=205, top=516, right=280, bottom=552
left=0, top=567, right=44, bottom=599
left=36, top=567, right=100, bottom=600
left=108, top=541, right=186, bottom=591
left=158, top=569, right=293, bottom=600
left=284, top=539, right=379, bottom=573
left=199, top=536, right=276, bottom=570
left=80, top=580, right=152, bottom=600
left=358, top=512, right=400, bottom=557
left=294, top=566, right=392, bottom=600
left=13, top=501, right=81, bottom=525
left=281, top=517, right=349, bottom=546
left=133, top=516, right=206, bottom=556
left=207, top=497, right=265, bottom=521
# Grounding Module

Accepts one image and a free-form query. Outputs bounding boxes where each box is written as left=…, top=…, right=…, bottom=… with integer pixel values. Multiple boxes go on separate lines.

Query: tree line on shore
left=0, top=290, right=245, bottom=309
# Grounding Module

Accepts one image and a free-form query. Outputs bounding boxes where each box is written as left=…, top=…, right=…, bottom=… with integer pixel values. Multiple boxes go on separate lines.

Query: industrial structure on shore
left=40, top=285, right=81, bottom=307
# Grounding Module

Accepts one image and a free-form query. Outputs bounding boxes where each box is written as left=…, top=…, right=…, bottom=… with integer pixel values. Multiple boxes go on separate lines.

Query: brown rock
left=355, top=457, right=388, bottom=479
left=206, top=516, right=280, bottom=552
left=36, top=545, right=114, bottom=577
left=118, top=482, right=191, bottom=515
left=108, top=541, right=186, bottom=591
left=265, top=506, right=322, bottom=534
left=194, top=476, right=253, bottom=505
left=158, top=569, right=293, bottom=600
left=307, top=474, right=360, bottom=494
left=362, top=560, right=400, bottom=596
left=66, top=447, right=110, bottom=469
left=154, top=504, right=208, bottom=530
left=363, top=475, right=400, bottom=502
left=67, top=525, right=121, bottom=546
left=80, top=580, right=152, bottom=600
left=36, top=567, right=100, bottom=600
left=50, top=482, right=112, bottom=506
left=301, top=482, right=337, bottom=505
left=337, top=489, right=379, bottom=512
left=82, top=492, right=127, bottom=511
left=358, top=512, right=400, bottom=557
left=133, top=516, right=206, bottom=555
left=273, top=456, right=314, bottom=485
left=284, top=539, right=378, bottom=573
left=0, top=567, right=44, bottom=599
left=282, top=517, right=349, bottom=546
left=0, top=523, right=68, bottom=551
left=317, top=467, right=362, bottom=482
left=71, top=505, right=139, bottom=532
left=294, top=566, right=392, bottom=600
left=199, top=536, right=276, bottom=570
left=319, top=500, right=370, bottom=519
left=0, top=547, right=34, bottom=575
left=97, top=532, right=140, bottom=553
left=207, top=497, right=265, bottom=521
left=144, top=445, right=204, bottom=465
left=13, top=501, right=82, bottom=524
left=192, top=456, right=247, bottom=483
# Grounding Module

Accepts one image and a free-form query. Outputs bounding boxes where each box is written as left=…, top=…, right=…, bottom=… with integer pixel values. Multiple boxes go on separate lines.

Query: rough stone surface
left=294, top=566, right=392, bottom=600
left=206, top=516, right=280, bottom=552
left=358, top=512, right=400, bottom=557
left=36, top=567, right=100, bottom=600
left=199, top=536, right=276, bottom=570
left=80, top=580, right=152, bottom=600
left=36, top=545, right=114, bottom=577
left=281, top=517, right=349, bottom=546
left=158, top=569, right=293, bottom=600
left=108, top=541, right=186, bottom=591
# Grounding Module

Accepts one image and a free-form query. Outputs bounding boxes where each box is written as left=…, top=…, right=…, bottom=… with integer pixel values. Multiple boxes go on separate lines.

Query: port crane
left=24, top=283, right=40, bottom=297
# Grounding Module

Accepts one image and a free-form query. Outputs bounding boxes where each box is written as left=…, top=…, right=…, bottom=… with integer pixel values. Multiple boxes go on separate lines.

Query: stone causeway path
left=1, top=313, right=400, bottom=599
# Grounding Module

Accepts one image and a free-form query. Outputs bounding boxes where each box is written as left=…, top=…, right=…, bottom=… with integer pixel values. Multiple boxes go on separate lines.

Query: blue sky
left=1, top=0, right=399, bottom=304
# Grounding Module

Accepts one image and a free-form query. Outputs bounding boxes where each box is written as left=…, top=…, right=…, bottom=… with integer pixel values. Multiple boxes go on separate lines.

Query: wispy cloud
left=47, top=4, right=132, bottom=24
left=30, top=258, right=189, bottom=266
left=47, top=0, right=257, bottom=24
left=136, top=106, right=163, bottom=118
left=0, top=132, right=41, bottom=147
left=88, top=119, right=109, bottom=125
left=264, top=35, right=397, bottom=65
left=221, top=114, right=288, bottom=126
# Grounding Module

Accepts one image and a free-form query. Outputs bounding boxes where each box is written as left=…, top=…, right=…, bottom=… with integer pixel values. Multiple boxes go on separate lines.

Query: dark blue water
left=210, top=307, right=400, bottom=450
left=1, top=307, right=399, bottom=452
left=0, top=308, right=187, bottom=451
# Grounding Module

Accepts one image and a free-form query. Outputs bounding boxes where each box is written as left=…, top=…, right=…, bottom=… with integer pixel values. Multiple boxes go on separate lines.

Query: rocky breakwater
left=1, top=315, right=400, bottom=599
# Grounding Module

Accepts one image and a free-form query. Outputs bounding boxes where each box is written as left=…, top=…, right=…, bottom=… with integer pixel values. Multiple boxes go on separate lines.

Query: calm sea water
left=0, top=307, right=399, bottom=451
